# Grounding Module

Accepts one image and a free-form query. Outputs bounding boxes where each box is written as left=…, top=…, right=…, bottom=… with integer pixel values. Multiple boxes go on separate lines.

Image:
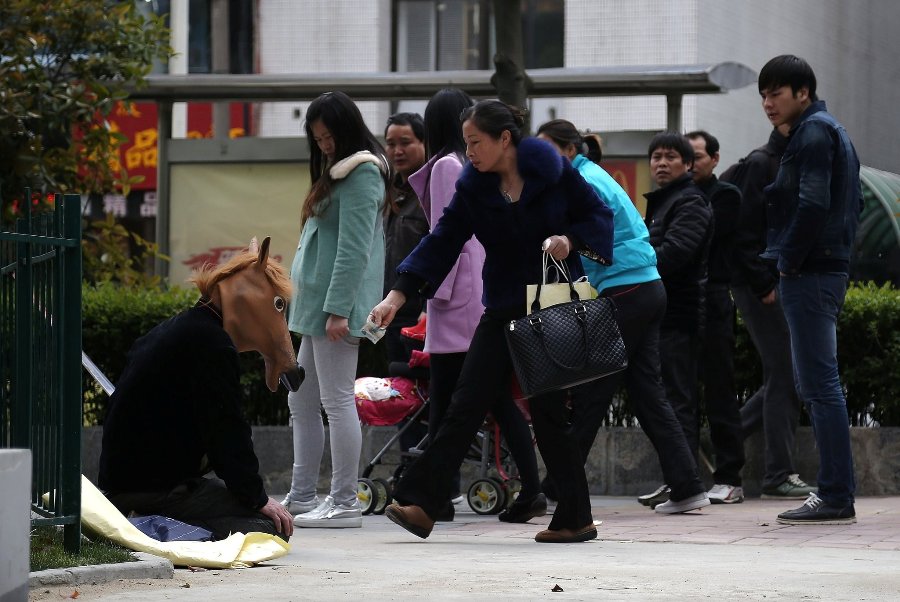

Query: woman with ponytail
left=536, top=119, right=708, bottom=515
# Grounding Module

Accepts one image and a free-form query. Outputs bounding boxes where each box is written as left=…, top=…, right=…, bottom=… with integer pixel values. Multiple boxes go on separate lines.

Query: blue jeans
left=778, top=272, right=855, bottom=507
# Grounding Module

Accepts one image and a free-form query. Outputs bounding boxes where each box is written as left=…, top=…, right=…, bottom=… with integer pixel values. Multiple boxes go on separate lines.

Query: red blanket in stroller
left=354, top=376, right=424, bottom=426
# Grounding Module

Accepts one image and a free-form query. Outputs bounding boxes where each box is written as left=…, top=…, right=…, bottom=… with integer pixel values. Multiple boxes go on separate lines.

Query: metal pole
left=666, top=93, right=683, bottom=132
left=211, top=0, right=230, bottom=139
left=155, top=101, right=172, bottom=279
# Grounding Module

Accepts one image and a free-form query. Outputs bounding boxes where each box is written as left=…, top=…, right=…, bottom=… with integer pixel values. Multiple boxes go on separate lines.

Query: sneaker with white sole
left=776, top=492, right=856, bottom=525
left=708, top=484, right=744, bottom=504
left=294, top=499, right=362, bottom=528
left=280, top=492, right=322, bottom=515
left=637, top=484, right=670, bottom=508
left=654, top=492, right=711, bottom=514
left=762, top=474, right=817, bottom=499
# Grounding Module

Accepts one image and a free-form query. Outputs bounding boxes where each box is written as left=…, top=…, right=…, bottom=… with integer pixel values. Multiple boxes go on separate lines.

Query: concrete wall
left=0, top=449, right=31, bottom=602
left=82, top=426, right=900, bottom=498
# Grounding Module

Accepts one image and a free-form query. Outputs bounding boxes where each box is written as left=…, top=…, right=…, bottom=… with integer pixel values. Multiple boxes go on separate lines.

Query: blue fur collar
left=457, top=137, right=564, bottom=203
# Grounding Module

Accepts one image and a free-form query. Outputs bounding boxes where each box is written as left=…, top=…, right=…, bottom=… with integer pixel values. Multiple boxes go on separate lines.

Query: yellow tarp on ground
left=73, top=476, right=290, bottom=568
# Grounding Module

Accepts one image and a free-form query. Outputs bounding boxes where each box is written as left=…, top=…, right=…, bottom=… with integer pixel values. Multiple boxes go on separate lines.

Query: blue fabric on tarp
left=128, top=515, right=213, bottom=542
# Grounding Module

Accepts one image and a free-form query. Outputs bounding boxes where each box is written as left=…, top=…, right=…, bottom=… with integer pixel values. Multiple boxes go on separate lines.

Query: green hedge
left=82, top=282, right=899, bottom=426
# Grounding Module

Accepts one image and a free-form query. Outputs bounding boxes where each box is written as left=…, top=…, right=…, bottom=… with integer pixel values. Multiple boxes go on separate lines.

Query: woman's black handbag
left=505, top=279, right=628, bottom=398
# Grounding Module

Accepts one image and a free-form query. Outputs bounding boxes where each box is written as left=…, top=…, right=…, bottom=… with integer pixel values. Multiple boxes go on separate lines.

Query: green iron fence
left=1, top=192, right=83, bottom=553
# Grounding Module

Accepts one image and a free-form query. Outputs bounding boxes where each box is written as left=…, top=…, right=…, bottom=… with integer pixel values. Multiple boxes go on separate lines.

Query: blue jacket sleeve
left=561, top=161, right=614, bottom=265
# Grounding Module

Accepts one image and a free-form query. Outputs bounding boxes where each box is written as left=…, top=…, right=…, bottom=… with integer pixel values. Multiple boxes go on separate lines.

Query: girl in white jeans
left=283, top=91, right=389, bottom=528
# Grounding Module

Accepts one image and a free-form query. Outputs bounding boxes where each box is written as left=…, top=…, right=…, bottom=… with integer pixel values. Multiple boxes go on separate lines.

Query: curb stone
left=28, top=552, right=174, bottom=587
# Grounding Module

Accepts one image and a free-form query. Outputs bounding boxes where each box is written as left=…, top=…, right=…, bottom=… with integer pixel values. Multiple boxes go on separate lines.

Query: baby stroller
left=355, top=316, right=530, bottom=516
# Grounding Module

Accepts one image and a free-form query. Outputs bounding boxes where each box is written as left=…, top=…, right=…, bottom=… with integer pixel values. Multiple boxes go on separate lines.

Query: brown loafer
left=534, top=524, right=598, bottom=543
left=385, top=503, right=435, bottom=539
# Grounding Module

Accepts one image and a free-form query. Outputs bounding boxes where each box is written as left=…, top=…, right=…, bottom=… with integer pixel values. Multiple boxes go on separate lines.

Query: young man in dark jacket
left=686, top=130, right=746, bottom=505
left=758, top=55, right=862, bottom=525
left=723, top=124, right=817, bottom=501
left=639, top=132, right=713, bottom=513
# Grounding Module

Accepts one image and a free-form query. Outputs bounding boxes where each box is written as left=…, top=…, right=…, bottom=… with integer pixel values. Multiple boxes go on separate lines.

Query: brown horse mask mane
left=191, top=237, right=303, bottom=392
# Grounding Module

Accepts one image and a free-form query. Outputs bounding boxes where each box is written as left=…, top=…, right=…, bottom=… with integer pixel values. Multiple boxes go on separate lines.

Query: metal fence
left=1, top=193, right=83, bottom=553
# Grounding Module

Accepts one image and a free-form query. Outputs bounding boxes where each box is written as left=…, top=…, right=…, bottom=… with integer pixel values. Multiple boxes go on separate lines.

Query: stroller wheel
left=467, top=478, right=507, bottom=515
left=357, top=478, right=379, bottom=515
left=372, top=478, right=392, bottom=514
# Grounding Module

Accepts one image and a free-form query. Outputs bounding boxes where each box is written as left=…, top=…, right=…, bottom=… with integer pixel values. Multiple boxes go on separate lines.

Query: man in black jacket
left=722, top=124, right=816, bottom=500
left=686, top=130, right=746, bottom=504
left=639, top=132, right=713, bottom=514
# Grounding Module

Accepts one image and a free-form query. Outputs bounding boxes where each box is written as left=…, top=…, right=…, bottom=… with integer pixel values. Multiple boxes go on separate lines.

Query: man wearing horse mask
left=98, top=237, right=302, bottom=541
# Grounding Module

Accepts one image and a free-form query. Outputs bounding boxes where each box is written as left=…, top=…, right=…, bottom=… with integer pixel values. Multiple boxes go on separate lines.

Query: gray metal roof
left=127, top=62, right=757, bottom=102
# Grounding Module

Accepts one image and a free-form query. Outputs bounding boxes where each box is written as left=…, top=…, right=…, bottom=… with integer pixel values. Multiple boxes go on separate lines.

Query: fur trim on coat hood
left=329, top=151, right=388, bottom=180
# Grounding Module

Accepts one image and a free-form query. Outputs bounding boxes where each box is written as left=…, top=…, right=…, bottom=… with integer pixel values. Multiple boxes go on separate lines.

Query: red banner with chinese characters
left=108, top=102, right=252, bottom=190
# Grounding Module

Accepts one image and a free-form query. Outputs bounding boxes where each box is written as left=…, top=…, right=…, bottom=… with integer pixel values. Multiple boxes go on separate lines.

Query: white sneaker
left=654, top=492, right=711, bottom=514
left=708, top=484, right=745, bottom=504
left=294, top=499, right=362, bottom=528
left=280, top=492, right=322, bottom=515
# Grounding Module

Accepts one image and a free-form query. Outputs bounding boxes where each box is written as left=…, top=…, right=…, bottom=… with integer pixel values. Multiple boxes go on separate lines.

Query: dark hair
left=384, top=112, right=425, bottom=141
left=685, top=130, right=720, bottom=157
left=536, top=119, right=604, bottom=164
left=758, top=54, right=818, bottom=101
left=303, top=91, right=386, bottom=220
left=459, top=100, right=526, bottom=146
left=648, top=131, right=694, bottom=165
left=423, top=88, right=474, bottom=159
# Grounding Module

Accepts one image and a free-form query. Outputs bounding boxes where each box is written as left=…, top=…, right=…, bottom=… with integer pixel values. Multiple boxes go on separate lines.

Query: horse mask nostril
left=279, top=363, right=305, bottom=392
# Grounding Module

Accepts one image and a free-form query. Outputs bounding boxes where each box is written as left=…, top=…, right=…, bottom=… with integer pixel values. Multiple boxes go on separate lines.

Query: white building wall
left=564, top=0, right=900, bottom=172
left=250, top=0, right=899, bottom=172
left=256, top=0, right=392, bottom=138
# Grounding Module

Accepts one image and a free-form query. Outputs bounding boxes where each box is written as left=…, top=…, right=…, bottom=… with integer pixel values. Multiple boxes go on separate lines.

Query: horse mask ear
left=256, top=237, right=271, bottom=269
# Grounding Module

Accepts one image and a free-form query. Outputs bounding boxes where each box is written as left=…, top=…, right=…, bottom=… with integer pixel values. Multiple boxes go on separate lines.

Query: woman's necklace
left=500, top=188, right=514, bottom=203
left=499, top=179, right=522, bottom=203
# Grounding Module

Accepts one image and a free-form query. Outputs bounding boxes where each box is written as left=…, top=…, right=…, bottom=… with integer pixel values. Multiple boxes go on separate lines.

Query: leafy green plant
left=0, top=0, right=172, bottom=220
left=82, top=213, right=168, bottom=287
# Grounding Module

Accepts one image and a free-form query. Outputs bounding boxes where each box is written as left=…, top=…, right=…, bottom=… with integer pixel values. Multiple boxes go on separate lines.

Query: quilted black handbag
left=505, top=280, right=628, bottom=398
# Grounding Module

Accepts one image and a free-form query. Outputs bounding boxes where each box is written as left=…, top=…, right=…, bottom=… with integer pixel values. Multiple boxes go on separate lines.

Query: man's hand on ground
left=260, top=497, right=294, bottom=537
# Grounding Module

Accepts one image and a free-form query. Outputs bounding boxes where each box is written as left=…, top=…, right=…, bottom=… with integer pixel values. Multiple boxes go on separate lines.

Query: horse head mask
left=191, top=237, right=304, bottom=392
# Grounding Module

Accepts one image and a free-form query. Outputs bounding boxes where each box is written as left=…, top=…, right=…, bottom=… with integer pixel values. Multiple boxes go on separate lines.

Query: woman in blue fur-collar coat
left=369, top=100, right=614, bottom=544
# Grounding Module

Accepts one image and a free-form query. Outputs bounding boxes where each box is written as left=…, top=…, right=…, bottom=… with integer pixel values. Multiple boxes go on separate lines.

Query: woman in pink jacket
left=407, top=89, right=545, bottom=523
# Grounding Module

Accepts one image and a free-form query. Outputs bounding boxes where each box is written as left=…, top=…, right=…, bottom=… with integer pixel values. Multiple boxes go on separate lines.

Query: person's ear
left=796, top=86, right=810, bottom=103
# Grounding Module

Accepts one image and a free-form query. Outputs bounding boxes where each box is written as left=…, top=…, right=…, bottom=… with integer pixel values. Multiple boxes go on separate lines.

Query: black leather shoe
left=435, top=500, right=455, bottom=522
left=499, top=493, right=548, bottom=523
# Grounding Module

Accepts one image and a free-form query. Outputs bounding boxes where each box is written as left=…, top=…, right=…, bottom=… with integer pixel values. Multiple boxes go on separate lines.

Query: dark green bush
left=83, top=282, right=899, bottom=426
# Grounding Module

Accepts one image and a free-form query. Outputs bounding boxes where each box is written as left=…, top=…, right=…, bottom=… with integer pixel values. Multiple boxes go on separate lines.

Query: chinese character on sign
left=140, top=192, right=158, bottom=217
left=102, top=194, right=127, bottom=217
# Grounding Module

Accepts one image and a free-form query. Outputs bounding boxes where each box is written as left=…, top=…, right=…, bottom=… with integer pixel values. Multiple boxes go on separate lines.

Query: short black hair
left=758, top=55, right=818, bottom=101
left=384, top=112, right=425, bottom=141
left=648, top=131, right=694, bottom=165
left=460, top=100, right=527, bottom=146
left=686, top=130, right=720, bottom=157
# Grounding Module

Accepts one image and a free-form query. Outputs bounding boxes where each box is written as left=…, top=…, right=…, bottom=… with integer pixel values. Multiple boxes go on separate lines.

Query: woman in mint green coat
left=282, top=91, right=389, bottom=528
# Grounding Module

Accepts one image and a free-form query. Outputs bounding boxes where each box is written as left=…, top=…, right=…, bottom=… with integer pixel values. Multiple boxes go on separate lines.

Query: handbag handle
left=530, top=252, right=582, bottom=314
left=528, top=303, right=589, bottom=371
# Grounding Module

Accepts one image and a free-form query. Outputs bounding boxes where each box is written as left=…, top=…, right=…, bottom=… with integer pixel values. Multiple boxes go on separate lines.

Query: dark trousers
left=107, top=477, right=281, bottom=541
left=732, top=283, right=801, bottom=488
left=429, top=351, right=541, bottom=499
left=659, top=326, right=701, bottom=469
left=394, top=309, right=592, bottom=530
left=698, top=285, right=745, bottom=486
left=569, top=280, right=703, bottom=501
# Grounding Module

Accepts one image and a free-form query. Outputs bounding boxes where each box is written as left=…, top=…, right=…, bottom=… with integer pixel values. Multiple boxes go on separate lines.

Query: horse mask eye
left=274, top=296, right=286, bottom=312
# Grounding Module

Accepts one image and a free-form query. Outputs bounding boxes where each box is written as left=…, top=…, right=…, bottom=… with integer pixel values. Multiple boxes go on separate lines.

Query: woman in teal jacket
left=536, top=119, right=707, bottom=515
left=283, top=91, right=389, bottom=528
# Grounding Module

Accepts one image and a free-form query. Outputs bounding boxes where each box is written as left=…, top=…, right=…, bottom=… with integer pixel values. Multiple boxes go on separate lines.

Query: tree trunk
left=491, top=0, right=533, bottom=132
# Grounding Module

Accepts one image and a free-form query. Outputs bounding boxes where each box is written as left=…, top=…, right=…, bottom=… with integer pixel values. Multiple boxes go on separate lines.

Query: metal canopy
left=127, top=62, right=757, bottom=102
